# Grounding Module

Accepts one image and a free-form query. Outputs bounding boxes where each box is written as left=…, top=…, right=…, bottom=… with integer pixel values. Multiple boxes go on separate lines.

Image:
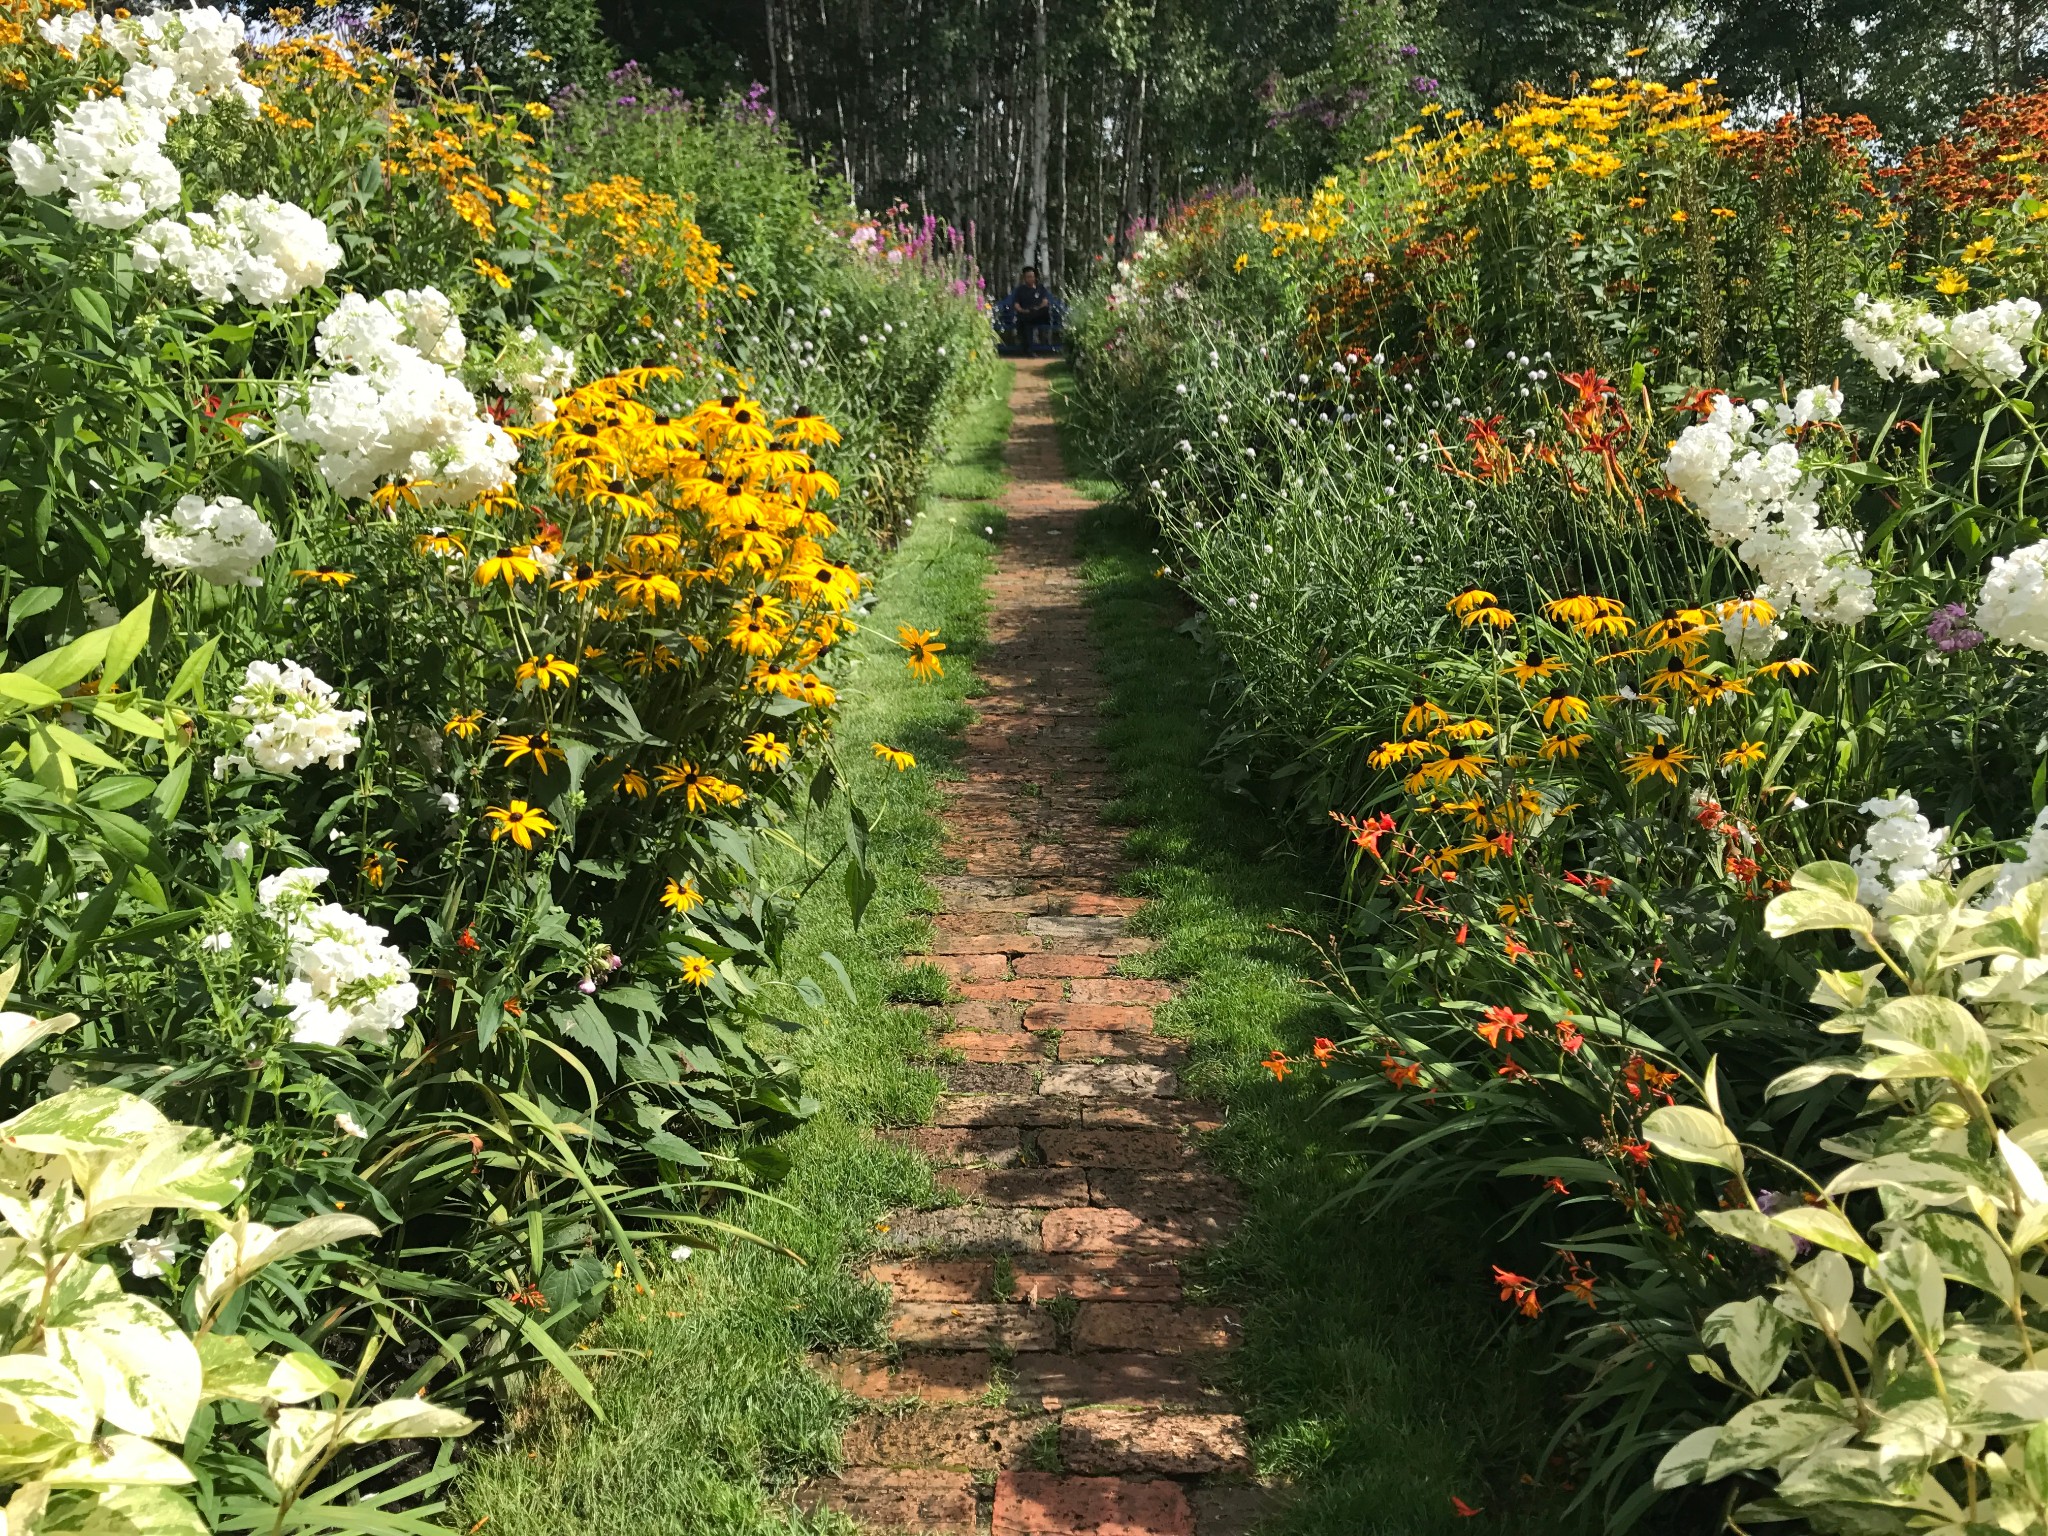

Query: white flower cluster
left=217, top=659, right=364, bottom=778
left=279, top=289, right=517, bottom=504
left=1977, top=539, right=2048, bottom=653
left=1985, top=807, right=2048, bottom=908
left=254, top=867, right=418, bottom=1048
left=1107, top=230, right=1166, bottom=311
left=132, top=192, right=341, bottom=305
left=1718, top=595, right=1786, bottom=662
left=1841, top=292, right=2043, bottom=387
left=1849, top=794, right=1952, bottom=913
left=140, top=493, right=275, bottom=586
left=492, top=325, right=575, bottom=420
left=9, top=6, right=260, bottom=230
left=1662, top=390, right=1875, bottom=624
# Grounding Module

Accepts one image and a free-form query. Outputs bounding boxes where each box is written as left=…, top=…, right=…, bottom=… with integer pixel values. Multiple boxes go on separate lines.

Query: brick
left=930, top=932, right=1039, bottom=955
left=1014, top=952, right=1118, bottom=978
left=1040, top=1063, right=1177, bottom=1098
left=930, top=875, right=1028, bottom=899
left=940, top=1001, right=1026, bottom=1031
left=1024, top=1004, right=1153, bottom=1034
left=1039, top=1129, right=1186, bottom=1169
left=876, top=1207, right=1043, bottom=1254
left=1070, top=978, right=1174, bottom=1006
left=1040, top=1207, right=1231, bottom=1254
left=1072, top=1304, right=1238, bottom=1354
left=992, top=1472, right=1193, bottom=1536
left=934, top=1094, right=1079, bottom=1128
left=1011, top=1352, right=1215, bottom=1409
left=1057, top=894, right=1147, bottom=917
left=940, top=1031, right=1046, bottom=1063
left=1007, top=1255, right=1184, bottom=1303
left=919, top=952, right=1010, bottom=982
left=1046, top=936, right=1158, bottom=957
left=798, top=1468, right=977, bottom=1533
left=939, top=1166, right=1091, bottom=1207
left=823, top=1350, right=993, bottom=1403
left=1191, top=1485, right=1282, bottom=1536
left=1059, top=1410, right=1253, bottom=1476
left=880, top=1126, right=1021, bottom=1167
left=1089, top=1170, right=1241, bottom=1218
left=868, top=1260, right=994, bottom=1301
left=1059, top=1033, right=1187, bottom=1065
left=1085, top=1101, right=1219, bottom=1131
left=1027, top=914, right=1130, bottom=943
left=959, top=979, right=1067, bottom=1003
left=890, top=1301, right=1059, bottom=1351
left=842, top=1406, right=1036, bottom=1470
left=944, top=1062, right=1038, bottom=1095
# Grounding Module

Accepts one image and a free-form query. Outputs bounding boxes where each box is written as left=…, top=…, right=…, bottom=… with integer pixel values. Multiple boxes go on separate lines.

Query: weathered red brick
left=1071, top=1304, right=1238, bottom=1354
left=1040, top=1207, right=1230, bottom=1254
left=939, top=1166, right=1090, bottom=1207
left=1088, top=1170, right=1241, bottom=1218
left=1059, top=1032, right=1188, bottom=1064
left=1014, top=952, right=1119, bottom=978
left=890, top=1300, right=1058, bottom=1351
left=939, top=1030, right=1045, bottom=1063
left=823, top=1350, right=993, bottom=1403
left=1024, top=1003, right=1153, bottom=1034
left=1040, top=1062, right=1178, bottom=1098
left=935, top=1094, right=1079, bottom=1128
left=798, top=1468, right=977, bottom=1533
left=992, top=1472, right=1193, bottom=1536
left=880, top=1125, right=1022, bottom=1166
left=1038, top=1129, right=1186, bottom=1169
left=842, top=1406, right=1037, bottom=1470
left=1070, top=978, right=1174, bottom=1006
left=918, top=952, right=1010, bottom=982
left=868, top=1260, right=993, bottom=1301
left=874, top=1207, right=1043, bottom=1254
left=929, top=932, right=1039, bottom=955
left=1084, top=1101, right=1218, bottom=1131
left=1006, top=1255, right=1184, bottom=1302
left=959, top=979, right=1067, bottom=1003
left=1059, top=1409, right=1252, bottom=1476
left=1010, top=1351, right=1216, bottom=1409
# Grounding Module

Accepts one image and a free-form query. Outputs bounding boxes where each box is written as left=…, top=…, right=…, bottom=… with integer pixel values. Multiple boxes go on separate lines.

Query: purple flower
left=1411, top=75, right=1439, bottom=95
left=1928, top=603, right=1985, bottom=654
left=578, top=976, right=598, bottom=994
left=1752, top=1190, right=1815, bottom=1259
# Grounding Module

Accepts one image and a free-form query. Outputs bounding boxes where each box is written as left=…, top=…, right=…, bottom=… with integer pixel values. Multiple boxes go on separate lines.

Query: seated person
left=1009, top=268, right=1054, bottom=352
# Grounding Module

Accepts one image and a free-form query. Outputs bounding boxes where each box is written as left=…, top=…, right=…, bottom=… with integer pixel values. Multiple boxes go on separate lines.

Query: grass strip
left=1056, top=367, right=1588, bottom=1536
left=455, top=370, right=1013, bottom=1536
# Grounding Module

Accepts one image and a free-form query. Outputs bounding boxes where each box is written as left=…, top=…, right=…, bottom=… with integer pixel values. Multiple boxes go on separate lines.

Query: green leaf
left=1704, top=1398, right=1858, bottom=1481
left=98, top=596, right=154, bottom=691
left=1, top=1088, right=170, bottom=1155
left=161, top=637, right=216, bottom=706
left=192, top=1212, right=378, bottom=1322
left=1653, top=1425, right=1720, bottom=1489
left=487, top=1299, right=603, bottom=1422
left=28, top=1483, right=208, bottom=1535
left=1770, top=1206, right=1876, bottom=1267
left=7, top=585, right=62, bottom=639
left=1874, top=1235, right=1946, bottom=1349
left=68, top=286, right=115, bottom=340
left=1765, top=868, right=1875, bottom=942
left=1860, top=995, right=1990, bottom=1089
left=46, top=1293, right=202, bottom=1440
left=1697, top=1208, right=1795, bottom=1261
left=1643, top=1104, right=1743, bottom=1174
left=16, top=626, right=111, bottom=692
left=1910, top=1210, right=2014, bottom=1301
left=1702, top=1297, right=1796, bottom=1395
left=1824, top=1150, right=1988, bottom=1206
left=0, top=1355, right=97, bottom=1479
left=40, top=1433, right=193, bottom=1487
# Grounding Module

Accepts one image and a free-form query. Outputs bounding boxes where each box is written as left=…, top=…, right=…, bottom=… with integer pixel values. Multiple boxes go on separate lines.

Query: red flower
left=1261, top=1051, right=1291, bottom=1082
left=457, top=927, right=480, bottom=952
left=1492, top=1265, right=1541, bottom=1317
left=1382, top=1055, right=1424, bottom=1088
left=1455, top=923, right=1469, bottom=945
left=1451, top=1495, right=1482, bottom=1517
left=1544, top=1176, right=1570, bottom=1195
left=1556, top=1018, right=1584, bottom=1054
left=1590, top=875, right=1613, bottom=896
left=1496, top=1056, right=1528, bottom=1078
left=1475, top=1005, right=1527, bottom=1047
left=1312, top=1036, right=1337, bottom=1066
left=1503, top=937, right=1531, bottom=962
left=1617, top=1139, right=1652, bottom=1165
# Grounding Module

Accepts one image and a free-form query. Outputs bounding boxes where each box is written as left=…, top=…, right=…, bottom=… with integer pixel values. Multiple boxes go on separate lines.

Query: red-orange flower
left=1492, top=1266, right=1541, bottom=1317
left=1312, top=1037, right=1337, bottom=1066
left=1261, top=1051, right=1291, bottom=1082
left=1382, top=1055, right=1424, bottom=1088
left=1476, top=1005, right=1527, bottom=1047
left=1556, top=1018, right=1585, bottom=1054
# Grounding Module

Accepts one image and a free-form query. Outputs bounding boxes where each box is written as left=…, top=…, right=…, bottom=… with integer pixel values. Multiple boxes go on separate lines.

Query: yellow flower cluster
left=558, top=175, right=728, bottom=313
left=1258, top=177, right=1350, bottom=257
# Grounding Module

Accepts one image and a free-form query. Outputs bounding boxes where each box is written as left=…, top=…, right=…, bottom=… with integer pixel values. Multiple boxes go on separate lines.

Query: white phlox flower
left=1849, top=794, right=1952, bottom=914
left=221, top=660, right=365, bottom=777
left=1662, top=392, right=1875, bottom=624
left=254, top=869, right=418, bottom=1049
left=1842, top=291, right=2042, bottom=387
left=1978, top=539, right=2048, bottom=653
left=1984, top=807, right=2048, bottom=908
left=140, top=493, right=276, bottom=586
left=132, top=192, right=341, bottom=304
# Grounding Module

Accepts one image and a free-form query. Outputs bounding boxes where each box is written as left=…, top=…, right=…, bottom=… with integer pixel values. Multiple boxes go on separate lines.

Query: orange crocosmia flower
left=1475, top=1006, right=1527, bottom=1047
left=1382, top=1056, right=1423, bottom=1088
left=1556, top=1018, right=1585, bottom=1054
left=1496, top=1056, right=1528, bottom=1078
left=1491, top=1266, right=1541, bottom=1317
left=1451, top=1497, right=1482, bottom=1518
left=1503, top=937, right=1531, bottom=962
left=1312, top=1037, right=1337, bottom=1065
left=1261, top=1051, right=1291, bottom=1082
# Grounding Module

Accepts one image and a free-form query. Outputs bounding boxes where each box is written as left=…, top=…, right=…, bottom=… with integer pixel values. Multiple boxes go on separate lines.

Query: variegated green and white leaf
left=44, top=1294, right=200, bottom=1442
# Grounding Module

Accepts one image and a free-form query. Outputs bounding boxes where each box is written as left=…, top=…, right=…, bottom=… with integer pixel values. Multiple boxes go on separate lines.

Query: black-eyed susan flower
left=1757, top=658, right=1816, bottom=680
left=744, top=732, right=790, bottom=769
left=294, top=566, right=355, bottom=586
left=1540, top=732, right=1591, bottom=761
left=680, top=954, right=716, bottom=987
left=475, top=547, right=542, bottom=587
left=1692, top=675, right=1751, bottom=706
left=655, top=761, right=745, bottom=812
left=776, top=408, right=842, bottom=448
left=444, top=711, right=485, bottom=740
left=1539, top=688, right=1591, bottom=728
left=898, top=625, right=946, bottom=682
left=1720, top=741, right=1766, bottom=769
left=1448, top=588, right=1499, bottom=618
left=415, top=528, right=467, bottom=558
left=726, top=614, right=787, bottom=657
left=1432, top=718, right=1495, bottom=742
left=1401, top=697, right=1448, bottom=735
left=873, top=742, right=916, bottom=771
left=1642, top=608, right=1713, bottom=650
left=1460, top=601, right=1517, bottom=629
left=485, top=799, right=556, bottom=849
left=619, top=766, right=651, bottom=798
left=661, top=877, right=702, bottom=913
left=1410, top=741, right=1490, bottom=788
left=795, top=675, right=837, bottom=708
left=1643, top=654, right=1703, bottom=696
left=495, top=730, right=566, bottom=772
left=1369, top=738, right=1440, bottom=770
left=552, top=562, right=606, bottom=599
left=1542, top=594, right=1624, bottom=627
left=1503, top=653, right=1565, bottom=684
left=1624, top=737, right=1693, bottom=785
left=515, top=654, right=579, bottom=691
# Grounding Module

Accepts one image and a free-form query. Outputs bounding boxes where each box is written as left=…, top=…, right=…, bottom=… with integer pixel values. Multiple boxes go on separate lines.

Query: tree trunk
left=1117, top=69, right=1147, bottom=256
left=1018, top=0, right=1050, bottom=274
left=764, top=0, right=780, bottom=118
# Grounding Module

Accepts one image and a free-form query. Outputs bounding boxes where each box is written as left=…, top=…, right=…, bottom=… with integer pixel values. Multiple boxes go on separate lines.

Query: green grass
left=454, top=369, right=1014, bottom=1536
left=1055, top=367, right=1591, bottom=1536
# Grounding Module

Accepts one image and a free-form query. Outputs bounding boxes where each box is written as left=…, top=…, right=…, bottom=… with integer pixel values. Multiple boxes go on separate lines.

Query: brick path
left=797, top=362, right=1262, bottom=1534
